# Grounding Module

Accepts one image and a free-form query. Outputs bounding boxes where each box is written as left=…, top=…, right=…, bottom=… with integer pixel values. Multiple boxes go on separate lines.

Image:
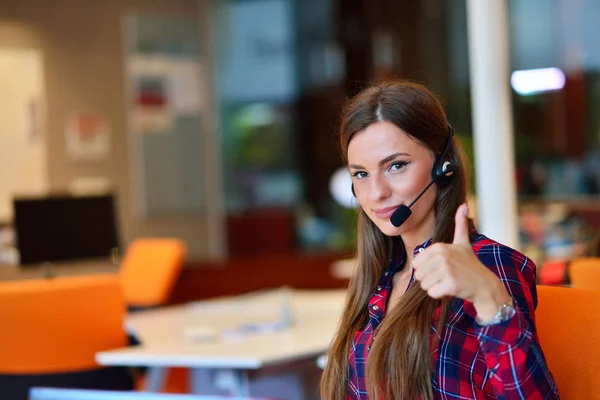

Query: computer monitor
left=13, top=194, right=120, bottom=265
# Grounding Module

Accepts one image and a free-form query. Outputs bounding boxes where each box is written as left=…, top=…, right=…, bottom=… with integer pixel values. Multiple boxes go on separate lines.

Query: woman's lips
left=373, top=205, right=402, bottom=219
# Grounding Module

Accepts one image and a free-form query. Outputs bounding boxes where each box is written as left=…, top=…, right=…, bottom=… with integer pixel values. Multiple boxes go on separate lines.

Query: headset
left=351, top=125, right=456, bottom=227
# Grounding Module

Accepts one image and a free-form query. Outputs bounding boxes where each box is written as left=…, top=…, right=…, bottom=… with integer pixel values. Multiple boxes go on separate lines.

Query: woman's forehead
left=347, top=122, right=428, bottom=163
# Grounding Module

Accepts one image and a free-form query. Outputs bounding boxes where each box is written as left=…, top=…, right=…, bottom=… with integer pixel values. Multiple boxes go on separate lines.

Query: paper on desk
left=222, top=319, right=291, bottom=341
left=182, top=326, right=218, bottom=342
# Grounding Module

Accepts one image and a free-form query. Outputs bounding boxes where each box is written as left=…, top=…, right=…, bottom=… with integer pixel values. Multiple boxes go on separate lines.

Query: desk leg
left=190, top=368, right=250, bottom=396
left=225, top=369, right=250, bottom=396
left=145, top=367, right=167, bottom=392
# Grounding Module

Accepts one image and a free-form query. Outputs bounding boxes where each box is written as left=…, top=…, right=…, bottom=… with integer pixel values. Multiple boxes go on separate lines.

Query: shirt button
left=418, top=248, right=425, bottom=253
left=377, top=286, right=382, bottom=291
left=372, top=305, right=379, bottom=310
left=384, top=271, right=389, bottom=276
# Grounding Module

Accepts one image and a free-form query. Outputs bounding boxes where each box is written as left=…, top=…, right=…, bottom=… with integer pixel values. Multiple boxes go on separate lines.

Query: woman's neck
left=400, top=212, right=436, bottom=263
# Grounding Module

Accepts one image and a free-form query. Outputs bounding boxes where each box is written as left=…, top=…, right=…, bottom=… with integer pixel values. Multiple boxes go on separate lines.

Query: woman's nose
left=368, top=175, right=392, bottom=202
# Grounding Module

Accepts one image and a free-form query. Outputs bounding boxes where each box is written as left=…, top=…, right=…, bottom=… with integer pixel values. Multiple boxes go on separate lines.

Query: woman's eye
left=389, top=162, right=409, bottom=172
left=352, top=171, right=368, bottom=179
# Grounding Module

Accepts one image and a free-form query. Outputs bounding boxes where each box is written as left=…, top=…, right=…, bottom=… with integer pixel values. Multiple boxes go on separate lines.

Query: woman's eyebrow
left=349, top=152, right=410, bottom=169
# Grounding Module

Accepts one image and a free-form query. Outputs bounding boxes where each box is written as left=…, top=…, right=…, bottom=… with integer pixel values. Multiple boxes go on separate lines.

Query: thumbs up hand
left=451, top=202, right=472, bottom=246
left=412, top=203, right=511, bottom=322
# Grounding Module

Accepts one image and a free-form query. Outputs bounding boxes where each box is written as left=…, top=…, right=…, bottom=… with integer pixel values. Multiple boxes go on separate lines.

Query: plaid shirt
left=347, top=231, right=559, bottom=399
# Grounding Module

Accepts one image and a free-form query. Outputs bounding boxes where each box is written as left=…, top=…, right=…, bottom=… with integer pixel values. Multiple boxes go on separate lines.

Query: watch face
left=500, top=304, right=516, bottom=321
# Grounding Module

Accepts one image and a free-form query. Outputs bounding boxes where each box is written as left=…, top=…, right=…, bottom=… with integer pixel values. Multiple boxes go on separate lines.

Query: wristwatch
left=476, top=299, right=516, bottom=326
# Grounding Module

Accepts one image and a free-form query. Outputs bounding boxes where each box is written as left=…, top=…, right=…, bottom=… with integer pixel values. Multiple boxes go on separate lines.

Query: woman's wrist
left=471, top=280, right=512, bottom=323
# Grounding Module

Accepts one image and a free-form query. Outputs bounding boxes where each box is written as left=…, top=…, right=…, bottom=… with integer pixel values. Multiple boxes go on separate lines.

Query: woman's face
left=347, top=121, right=437, bottom=238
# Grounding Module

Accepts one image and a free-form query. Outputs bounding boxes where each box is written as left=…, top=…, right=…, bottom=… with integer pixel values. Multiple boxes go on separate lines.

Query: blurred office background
left=2, top=0, right=599, bottom=267
left=0, top=0, right=599, bottom=396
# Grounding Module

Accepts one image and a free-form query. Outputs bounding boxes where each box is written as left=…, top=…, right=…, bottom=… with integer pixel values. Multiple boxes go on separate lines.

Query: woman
left=320, top=81, right=559, bottom=399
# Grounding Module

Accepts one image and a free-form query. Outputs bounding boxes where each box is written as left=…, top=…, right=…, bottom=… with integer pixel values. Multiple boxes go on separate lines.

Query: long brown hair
left=320, top=81, right=472, bottom=399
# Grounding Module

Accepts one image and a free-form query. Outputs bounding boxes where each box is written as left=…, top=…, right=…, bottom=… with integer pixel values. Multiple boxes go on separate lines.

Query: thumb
left=452, top=203, right=470, bottom=245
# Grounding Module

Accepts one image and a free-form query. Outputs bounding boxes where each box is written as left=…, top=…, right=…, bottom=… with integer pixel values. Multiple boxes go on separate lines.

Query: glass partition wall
left=213, top=0, right=600, bottom=261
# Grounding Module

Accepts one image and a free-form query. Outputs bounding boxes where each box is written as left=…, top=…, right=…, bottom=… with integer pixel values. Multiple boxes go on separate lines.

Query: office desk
left=96, top=289, right=346, bottom=398
left=0, top=260, right=118, bottom=282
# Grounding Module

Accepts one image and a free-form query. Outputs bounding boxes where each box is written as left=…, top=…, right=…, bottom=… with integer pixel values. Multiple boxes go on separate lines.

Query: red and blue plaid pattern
left=347, top=232, right=559, bottom=399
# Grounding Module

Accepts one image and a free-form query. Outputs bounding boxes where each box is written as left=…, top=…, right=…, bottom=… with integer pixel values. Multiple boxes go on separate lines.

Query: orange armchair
left=535, top=285, right=600, bottom=397
left=119, top=238, right=187, bottom=309
left=0, top=274, right=132, bottom=399
left=568, top=257, right=600, bottom=290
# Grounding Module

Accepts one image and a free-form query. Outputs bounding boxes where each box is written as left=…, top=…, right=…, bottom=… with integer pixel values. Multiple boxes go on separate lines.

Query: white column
left=466, top=0, right=519, bottom=249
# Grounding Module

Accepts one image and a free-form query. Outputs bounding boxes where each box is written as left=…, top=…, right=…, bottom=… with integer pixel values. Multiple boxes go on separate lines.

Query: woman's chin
left=377, top=220, right=406, bottom=237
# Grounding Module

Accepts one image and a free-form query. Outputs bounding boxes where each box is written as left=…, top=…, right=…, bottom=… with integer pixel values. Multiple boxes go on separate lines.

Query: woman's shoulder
left=468, top=230, right=539, bottom=310
left=469, top=230, right=536, bottom=273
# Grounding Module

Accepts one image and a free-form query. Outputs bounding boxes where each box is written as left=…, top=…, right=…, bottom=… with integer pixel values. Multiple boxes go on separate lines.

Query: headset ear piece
left=441, top=161, right=455, bottom=176
left=432, top=125, right=456, bottom=183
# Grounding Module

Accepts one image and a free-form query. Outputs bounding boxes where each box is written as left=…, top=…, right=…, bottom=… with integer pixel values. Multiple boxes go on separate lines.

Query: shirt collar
left=410, top=227, right=479, bottom=258
left=413, top=237, right=433, bottom=257
left=384, top=228, right=479, bottom=277
left=385, top=237, right=433, bottom=278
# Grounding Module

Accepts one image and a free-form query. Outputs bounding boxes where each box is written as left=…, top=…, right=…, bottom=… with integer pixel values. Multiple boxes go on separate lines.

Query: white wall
left=0, top=48, right=47, bottom=222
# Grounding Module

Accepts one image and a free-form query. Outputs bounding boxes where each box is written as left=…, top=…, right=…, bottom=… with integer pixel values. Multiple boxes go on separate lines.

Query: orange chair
left=119, top=238, right=187, bottom=308
left=0, top=274, right=132, bottom=399
left=535, top=285, right=600, bottom=397
left=568, top=257, right=600, bottom=290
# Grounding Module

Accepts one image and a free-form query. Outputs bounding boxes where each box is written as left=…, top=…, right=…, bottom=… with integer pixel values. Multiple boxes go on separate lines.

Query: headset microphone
left=389, top=179, right=437, bottom=227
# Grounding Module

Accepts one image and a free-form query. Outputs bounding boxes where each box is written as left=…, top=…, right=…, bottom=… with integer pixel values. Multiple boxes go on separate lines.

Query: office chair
left=119, top=238, right=186, bottom=309
left=568, top=257, right=600, bottom=290
left=0, top=275, right=132, bottom=400
left=118, top=238, right=188, bottom=392
left=535, top=285, right=600, bottom=397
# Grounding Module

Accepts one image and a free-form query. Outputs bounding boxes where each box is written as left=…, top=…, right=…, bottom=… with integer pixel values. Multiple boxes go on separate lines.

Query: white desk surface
left=96, top=288, right=347, bottom=370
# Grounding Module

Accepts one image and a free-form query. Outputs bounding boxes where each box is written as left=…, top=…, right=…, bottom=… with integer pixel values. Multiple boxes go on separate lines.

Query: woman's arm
left=413, top=204, right=559, bottom=398
left=471, top=244, right=559, bottom=399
